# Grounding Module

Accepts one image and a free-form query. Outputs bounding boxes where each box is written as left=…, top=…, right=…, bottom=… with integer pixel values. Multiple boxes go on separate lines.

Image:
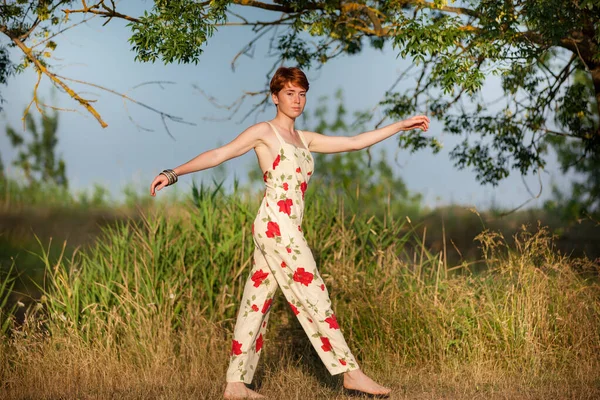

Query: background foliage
left=1, top=1, right=599, bottom=219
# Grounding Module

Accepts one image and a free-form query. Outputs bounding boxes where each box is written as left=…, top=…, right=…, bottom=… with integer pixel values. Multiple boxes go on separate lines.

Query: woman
left=150, top=67, right=429, bottom=399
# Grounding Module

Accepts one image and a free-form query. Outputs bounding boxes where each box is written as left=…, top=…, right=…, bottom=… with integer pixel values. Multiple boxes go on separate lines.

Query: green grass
left=0, top=181, right=599, bottom=399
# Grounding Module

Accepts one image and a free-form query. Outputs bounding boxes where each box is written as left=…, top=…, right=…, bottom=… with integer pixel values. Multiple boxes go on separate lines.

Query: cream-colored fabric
left=226, top=122, right=359, bottom=383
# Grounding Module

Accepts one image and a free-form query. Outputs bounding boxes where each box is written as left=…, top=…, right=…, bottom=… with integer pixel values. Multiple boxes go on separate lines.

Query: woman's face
left=272, top=83, right=307, bottom=118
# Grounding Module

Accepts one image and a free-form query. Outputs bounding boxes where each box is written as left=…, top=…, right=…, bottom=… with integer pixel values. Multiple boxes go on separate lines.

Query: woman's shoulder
left=246, top=121, right=273, bottom=133
left=237, top=121, right=272, bottom=137
left=297, top=129, right=320, bottom=140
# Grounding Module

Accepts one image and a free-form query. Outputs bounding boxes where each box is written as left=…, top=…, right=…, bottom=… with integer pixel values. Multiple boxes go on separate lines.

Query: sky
left=0, top=2, right=573, bottom=210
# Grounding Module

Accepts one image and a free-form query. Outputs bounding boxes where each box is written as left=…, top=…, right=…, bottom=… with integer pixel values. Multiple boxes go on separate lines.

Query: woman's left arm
left=303, top=115, right=430, bottom=154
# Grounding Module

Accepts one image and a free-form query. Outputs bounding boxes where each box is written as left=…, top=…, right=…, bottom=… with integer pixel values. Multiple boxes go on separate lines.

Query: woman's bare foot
left=223, top=382, right=265, bottom=399
left=343, top=369, right=391, bottom=396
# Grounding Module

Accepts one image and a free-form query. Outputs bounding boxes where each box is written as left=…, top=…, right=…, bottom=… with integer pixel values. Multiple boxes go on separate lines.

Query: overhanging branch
left=62, top=0, right=141, bottom=23
left=412, top=0, right=480, bottom=18
left=12, top=36, right=108, bottom=128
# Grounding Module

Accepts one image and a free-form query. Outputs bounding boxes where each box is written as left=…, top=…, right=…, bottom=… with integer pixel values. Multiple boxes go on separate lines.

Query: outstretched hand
left=150, top=174, right=169, bottom=197
left=401, top=115, right=430, bottom=132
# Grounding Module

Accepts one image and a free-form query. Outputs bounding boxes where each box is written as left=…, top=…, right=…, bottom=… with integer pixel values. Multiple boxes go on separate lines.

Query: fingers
left=408, top=115, right=430, bottom=131
left=417, top=115, right=430, bottom=124
left=410, top=116, right=429, bottom=131
left=150, top=176, right=168, bottom=197
left=418, top=115, right=430, bottom=131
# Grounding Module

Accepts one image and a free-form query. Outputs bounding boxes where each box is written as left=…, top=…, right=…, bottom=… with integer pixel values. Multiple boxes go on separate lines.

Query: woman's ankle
left=225, top=381, right=246, bottom=386
left=344, top=368, right=362, bottom=378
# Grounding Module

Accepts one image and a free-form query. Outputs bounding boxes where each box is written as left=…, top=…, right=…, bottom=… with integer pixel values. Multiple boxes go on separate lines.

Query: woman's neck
left=272, top=114, right=296, bottom=133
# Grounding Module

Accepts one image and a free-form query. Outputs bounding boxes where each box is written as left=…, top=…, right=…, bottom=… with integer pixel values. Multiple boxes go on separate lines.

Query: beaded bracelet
left=160, top=169, right=178, bottom=186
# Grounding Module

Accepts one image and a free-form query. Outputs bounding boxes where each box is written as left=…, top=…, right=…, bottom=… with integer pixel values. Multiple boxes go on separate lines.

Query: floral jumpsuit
left=226, top=122, right=359, bottom=383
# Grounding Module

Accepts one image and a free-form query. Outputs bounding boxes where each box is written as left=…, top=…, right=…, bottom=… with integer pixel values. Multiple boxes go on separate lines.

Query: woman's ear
left=271, top=92, right=279, bottom=105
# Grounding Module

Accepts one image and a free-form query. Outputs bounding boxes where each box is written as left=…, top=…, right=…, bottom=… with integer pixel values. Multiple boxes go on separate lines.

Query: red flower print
left=252, top=223, right=255, bottom=234
left=256, top=333, right=263, bottom=352
left=231, top=340, right=242, bottom=355
left=300, top=182, right=307, bottom=199
left=320, top=284, right=325, bottom=291
left=298, top=225, right=302, bottom=231
left=281, top=261, right=287, bottom=268
left=283, top=182, right=289, bottom=191
left=251, top=269, right=269, bottom=287
left=289, top=302, right=299, bottom=315
left=293, top=267, right=314, bottom=286
left=262, top=298, right=273, bottom=314
left=277, top=198, right=293, bottom=215
left=263, top=171, right=268, bottom=182
left=339, top=359, right=347, bottom=366
left=265, top=221, right=281, bottom=238
left=325, top=315, right=339, bottom=330
left=251, top=304, right=258, bottom=312
left=307, top=171, right=312, bottom=176
left=273, top=155, right=281, bottom=170
left=286, top=247, right=292, bottom=253
left=320, top=337, right=332, bottom=352
left=308, top=318, right=313, bottom=323
left=296, top=167, right=301, bottom=173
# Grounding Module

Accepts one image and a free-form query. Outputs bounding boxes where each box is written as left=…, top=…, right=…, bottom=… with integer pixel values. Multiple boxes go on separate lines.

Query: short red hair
left=270, top=67, right=309, bottom=94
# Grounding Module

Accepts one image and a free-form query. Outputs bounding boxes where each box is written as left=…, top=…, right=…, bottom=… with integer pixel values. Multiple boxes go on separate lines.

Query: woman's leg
left=266, top=233, right=390, bottom=395
left=226, top=247, right=278, bottom=384
left=225, top=231, right=390, bottom=397
left=256, top=235, right=360, bottom=376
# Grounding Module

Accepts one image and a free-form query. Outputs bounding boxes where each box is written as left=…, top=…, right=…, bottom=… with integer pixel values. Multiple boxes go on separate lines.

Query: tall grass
left=0, top=264, right=17, bottom=335
left=1, top=184, right=599, bottom=399
left=0, top=175, right=186, bottom=211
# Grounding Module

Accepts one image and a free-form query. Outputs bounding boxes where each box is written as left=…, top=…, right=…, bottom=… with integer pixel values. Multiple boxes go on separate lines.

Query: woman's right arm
left=150, top=123, right=265, bottom=196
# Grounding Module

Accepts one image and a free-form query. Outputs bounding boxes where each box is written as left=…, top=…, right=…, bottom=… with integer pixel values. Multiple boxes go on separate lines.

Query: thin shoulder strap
left=265, top=121, right=285, bottom=146
left=297, top=130, right=309, bottom=150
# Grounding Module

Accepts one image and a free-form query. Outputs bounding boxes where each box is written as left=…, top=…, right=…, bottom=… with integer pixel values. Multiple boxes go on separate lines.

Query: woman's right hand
left=150, top=174, right=169, bottom=197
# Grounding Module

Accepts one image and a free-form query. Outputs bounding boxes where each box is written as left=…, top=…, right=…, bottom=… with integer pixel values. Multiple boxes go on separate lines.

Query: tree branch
left=12, top=36, right=108, bottom=128
left=230, top=25, right=275, bottom=71
left=570, top=38, right=591, bottom=72
left=54, top=75, right=196, bottom=139
left=62, top=0, right=141, bottom=23
left=17, top=18, right=40, bottom=41
left=233, top=0, right=321, bottom=13
left=31, top=15, right=96, bottom=49
left=497, top=168, right=543, bottom=217
left=537, top=54, right=576, bottom=110
left=22, top=68, right=44, bottom=129
left=216, top=14, right=295, bottom=28
left=411, top=0, right=480, bottom=18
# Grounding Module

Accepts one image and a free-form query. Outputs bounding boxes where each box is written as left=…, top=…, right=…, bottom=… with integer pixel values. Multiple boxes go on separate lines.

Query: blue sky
left=0, top=3, right=572, bottom=209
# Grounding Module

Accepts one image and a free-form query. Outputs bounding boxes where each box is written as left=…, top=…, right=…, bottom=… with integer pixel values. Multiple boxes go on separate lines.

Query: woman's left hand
left=401, top=115, right=430, bottom=132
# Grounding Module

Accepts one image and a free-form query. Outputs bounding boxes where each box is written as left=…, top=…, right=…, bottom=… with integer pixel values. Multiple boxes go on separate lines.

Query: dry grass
left=2, top=321, right=598, bottom=399
left=1, top=189, right=599, bottom=399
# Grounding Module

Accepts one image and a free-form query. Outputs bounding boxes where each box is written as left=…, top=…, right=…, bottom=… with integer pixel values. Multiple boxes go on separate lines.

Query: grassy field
left=1, top=180, right=599, bottom=399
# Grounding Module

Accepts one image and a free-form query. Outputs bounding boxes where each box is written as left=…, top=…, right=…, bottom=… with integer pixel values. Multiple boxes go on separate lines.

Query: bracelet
left=160, top=169, right=178, bottom=186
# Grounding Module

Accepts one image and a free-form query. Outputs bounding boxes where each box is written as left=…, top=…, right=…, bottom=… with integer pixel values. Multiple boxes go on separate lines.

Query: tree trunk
left=592, top=64, right=600, bottom=131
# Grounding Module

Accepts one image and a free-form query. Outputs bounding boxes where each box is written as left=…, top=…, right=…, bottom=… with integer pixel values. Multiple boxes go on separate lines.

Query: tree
left=0, top=1, right=193, bottom=135
left=544, top=140, right=600, bottom=221
left=5, top=107, right=67, bottom=188
left=1, top=1, right=599, bottom=213
left=0, top=45, right=15, bottom=112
